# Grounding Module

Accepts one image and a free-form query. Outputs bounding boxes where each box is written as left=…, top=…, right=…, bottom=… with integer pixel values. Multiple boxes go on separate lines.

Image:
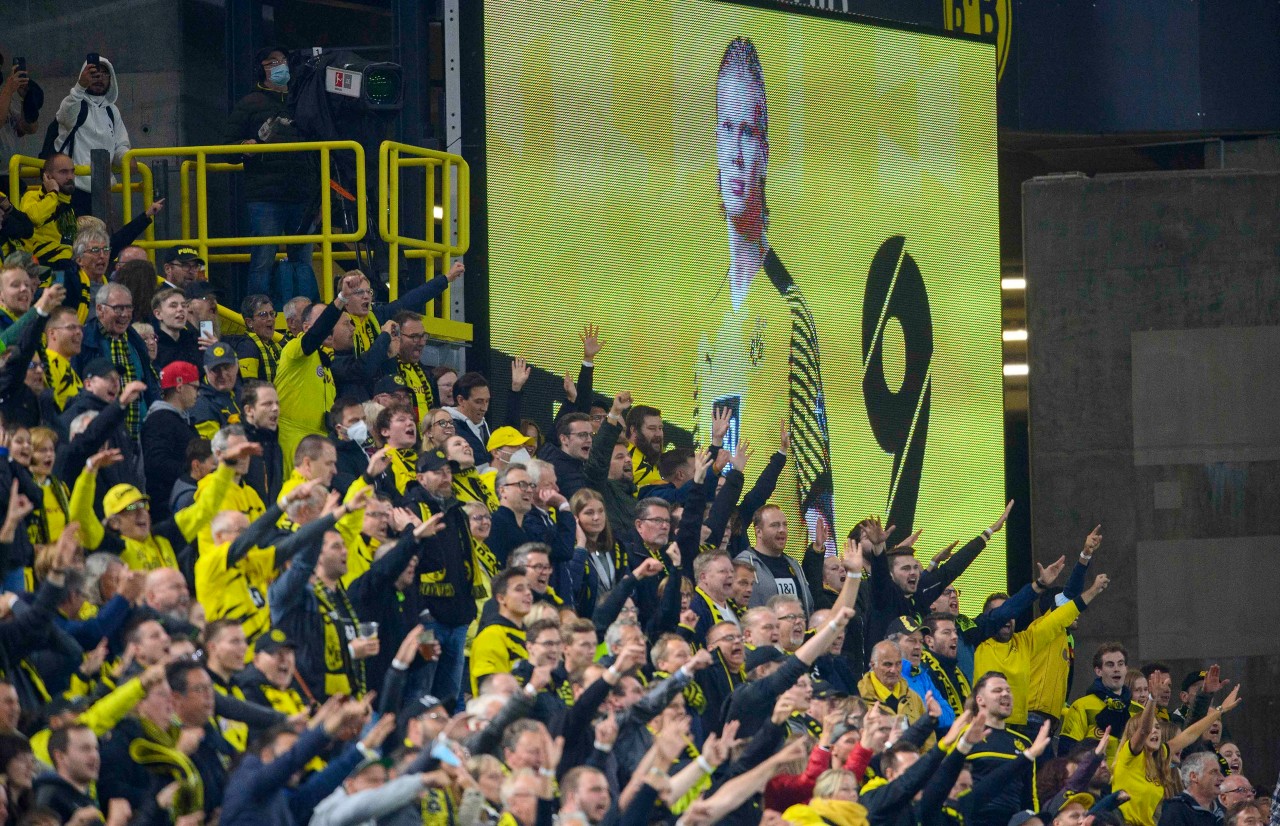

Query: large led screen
left=481, top=0, right=1005, bottom=609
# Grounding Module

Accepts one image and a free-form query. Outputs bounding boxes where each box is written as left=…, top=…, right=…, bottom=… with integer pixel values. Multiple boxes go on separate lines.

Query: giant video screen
left=481, top=0, right=1006, bottom=609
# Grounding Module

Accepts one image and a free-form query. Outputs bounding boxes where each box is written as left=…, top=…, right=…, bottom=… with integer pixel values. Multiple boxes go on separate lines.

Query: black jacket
left=153, top=324, right=202, bottom=372
left=535, top=440, right=589, bottom=499
left=56, top=393, right=136, bottom=507
left=141, top=400, right=199, bottom=521
left=406, top=489, right=476, bottom=627
left=225, top=87, right=312, bottom=202
left=244, top=421, right=284, bottom=505
left=1158, top=793, right=1223, bottom=826
left=0, top=308, right=50, bottom=428
left=31, top=772, right=99, bottom=823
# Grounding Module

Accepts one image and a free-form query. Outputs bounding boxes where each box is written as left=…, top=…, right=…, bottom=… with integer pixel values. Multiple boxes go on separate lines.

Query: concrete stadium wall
left=1024, top=168, right=1280, bottom=785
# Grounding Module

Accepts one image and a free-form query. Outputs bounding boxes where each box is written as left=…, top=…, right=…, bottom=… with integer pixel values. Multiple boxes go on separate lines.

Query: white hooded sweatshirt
left=54, top=56, right=131, bottom=192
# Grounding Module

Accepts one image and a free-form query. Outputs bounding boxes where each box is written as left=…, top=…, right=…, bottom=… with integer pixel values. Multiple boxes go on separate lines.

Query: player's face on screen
left=716, top=69, right=768, bottom=223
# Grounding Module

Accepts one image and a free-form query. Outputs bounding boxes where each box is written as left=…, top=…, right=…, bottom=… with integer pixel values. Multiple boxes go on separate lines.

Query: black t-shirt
left=759, top=552, right=800, bottom=599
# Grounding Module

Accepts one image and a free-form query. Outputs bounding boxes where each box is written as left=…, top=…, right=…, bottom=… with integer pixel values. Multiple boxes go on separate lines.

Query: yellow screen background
left=482, top=0, right=1006, bottom=613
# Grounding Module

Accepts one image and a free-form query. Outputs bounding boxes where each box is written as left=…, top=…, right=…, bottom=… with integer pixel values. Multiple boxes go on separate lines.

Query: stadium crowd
left=0, top=41, right=1272, bottom=826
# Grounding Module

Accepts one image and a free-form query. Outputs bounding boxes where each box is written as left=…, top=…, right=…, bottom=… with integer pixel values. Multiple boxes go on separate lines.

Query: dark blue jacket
left=220, top=726, right=358, bottom=826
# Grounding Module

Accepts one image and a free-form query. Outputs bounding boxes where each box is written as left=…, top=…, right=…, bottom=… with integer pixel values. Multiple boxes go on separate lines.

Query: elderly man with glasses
left=73, top=282, right=158, bottom=439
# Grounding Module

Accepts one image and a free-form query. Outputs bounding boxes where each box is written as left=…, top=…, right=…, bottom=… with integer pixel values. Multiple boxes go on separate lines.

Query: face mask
left=345, top=421, right=368, bottom=444
left=269, top=64, right=290, bottom=86
left=509, top=448, right=531, bottom=465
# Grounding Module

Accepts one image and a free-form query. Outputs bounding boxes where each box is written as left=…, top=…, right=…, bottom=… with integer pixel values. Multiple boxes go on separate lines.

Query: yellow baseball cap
left=103, top=484, right=149, bottom=520
left=487, top=425, right=533, bottom=453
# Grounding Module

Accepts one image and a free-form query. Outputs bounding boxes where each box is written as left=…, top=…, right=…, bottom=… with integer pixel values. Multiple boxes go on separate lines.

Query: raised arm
left=1169, top=686, right=1241, bottom=754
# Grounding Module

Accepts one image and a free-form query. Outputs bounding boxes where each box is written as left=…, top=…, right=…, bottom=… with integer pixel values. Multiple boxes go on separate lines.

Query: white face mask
left=345, top=420, right=369, bottom=444
left=508, top=448, right=531, bottom=465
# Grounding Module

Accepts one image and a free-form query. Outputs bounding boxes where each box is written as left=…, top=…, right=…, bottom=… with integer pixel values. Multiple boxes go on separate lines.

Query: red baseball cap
left=160, top=360, right=199, bottom=390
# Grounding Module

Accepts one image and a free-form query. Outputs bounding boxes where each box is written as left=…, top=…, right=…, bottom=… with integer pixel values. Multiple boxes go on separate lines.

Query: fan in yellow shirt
left=276, top=290, right=355, bottom=476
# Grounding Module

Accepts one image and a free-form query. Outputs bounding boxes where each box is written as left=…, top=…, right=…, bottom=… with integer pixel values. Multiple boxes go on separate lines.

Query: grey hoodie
left=54, top=56, right=131, bottom=191
left=310, top=774, right=428, bottom=826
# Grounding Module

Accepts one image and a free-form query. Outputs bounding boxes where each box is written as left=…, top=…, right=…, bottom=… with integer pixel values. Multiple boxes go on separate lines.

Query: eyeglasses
left=253, top=309, right=275, bottom=319
left=172, top=261, right=204, bottom=270
left=81, top=246, right=109, bottom=256
left=590, top=413, right=606, bottom=423
left=942, top=587, right=960, bottom=598
left=121, top=501, right=149, bottom=513
left=421, top=711, right=447, bottom=721
left=261, top=58, right=286, bottom=67
left=639, top=516, right=671, bottom=525
left=776, top=613, right=801, bottom=622
left=430, top=419, right=455, bottom=429
left=502, top=480, right=534, bottom=490
left=526, top=563, right=552, bottom=572
left=348, top=288, right=372, bottom=298
left=469, top=514, right=493, bottom=523
left=567, top=430, right=593, bottom=440
left=710, top=634, right=742, bottom=645
left=103, top=303, right=133, bottom=314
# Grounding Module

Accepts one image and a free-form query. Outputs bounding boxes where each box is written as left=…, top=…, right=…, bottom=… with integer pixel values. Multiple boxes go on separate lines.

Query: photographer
left=0, top=53, right=40, bottom=174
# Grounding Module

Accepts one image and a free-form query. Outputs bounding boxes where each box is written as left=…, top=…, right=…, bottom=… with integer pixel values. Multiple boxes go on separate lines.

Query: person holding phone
left=0, top=53, right=40, bottom=177
left=51, top=53, right=131, bottom=216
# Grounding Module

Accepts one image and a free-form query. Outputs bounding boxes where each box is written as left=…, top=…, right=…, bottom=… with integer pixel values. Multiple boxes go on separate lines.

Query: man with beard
left=142, top=567, right=199, bottom=639
left=241, top=380, right=283, bottom=504
left=922, top=612, right=971, bottom=720
left=559, top=767, right=612, bottom=826
left=19, top=152, right=77, bottom=267
left=975, top=573, right=1110, bottom=729
left=54, top=55, right=132, bottom=215
left=965, top=671, right=1045, bottom=826
left=862, top=502, right=1014, bottom=661
left=1059, top=643, right=1132, bottom=760
left=624, top=404, right=664, bottom=490
left=384, top=310, right=436, bottom=423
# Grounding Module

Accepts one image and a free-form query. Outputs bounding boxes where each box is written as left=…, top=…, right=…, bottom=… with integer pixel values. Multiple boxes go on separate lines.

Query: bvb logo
left=748, top=319, right=766, bottom=367
left=944, top=0, right=1012, bottom=81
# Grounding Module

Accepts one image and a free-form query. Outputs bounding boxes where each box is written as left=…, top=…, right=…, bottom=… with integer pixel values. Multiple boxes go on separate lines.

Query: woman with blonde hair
left=1112, top=672, right=1242, bottom=826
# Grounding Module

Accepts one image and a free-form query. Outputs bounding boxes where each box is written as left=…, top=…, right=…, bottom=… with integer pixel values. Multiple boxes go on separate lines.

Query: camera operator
left=226, top=46, right=318, bottom=306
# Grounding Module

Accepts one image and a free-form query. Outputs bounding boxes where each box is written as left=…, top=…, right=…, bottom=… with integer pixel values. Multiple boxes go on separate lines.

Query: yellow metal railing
left=378, top=141, right=471, bottom=342
left=122, top=140, right=366, bottom=301
left=176, top=159, right=359, bottom=273
left=8, top=154, right=156, bottom=251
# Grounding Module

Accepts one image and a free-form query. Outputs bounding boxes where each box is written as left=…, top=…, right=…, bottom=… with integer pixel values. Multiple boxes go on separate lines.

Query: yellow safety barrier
left=122, top=140, right=366, bottom=301
left=378, top=141, right=471, bottom=342
left=7, top=154, right=156, bottom=252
